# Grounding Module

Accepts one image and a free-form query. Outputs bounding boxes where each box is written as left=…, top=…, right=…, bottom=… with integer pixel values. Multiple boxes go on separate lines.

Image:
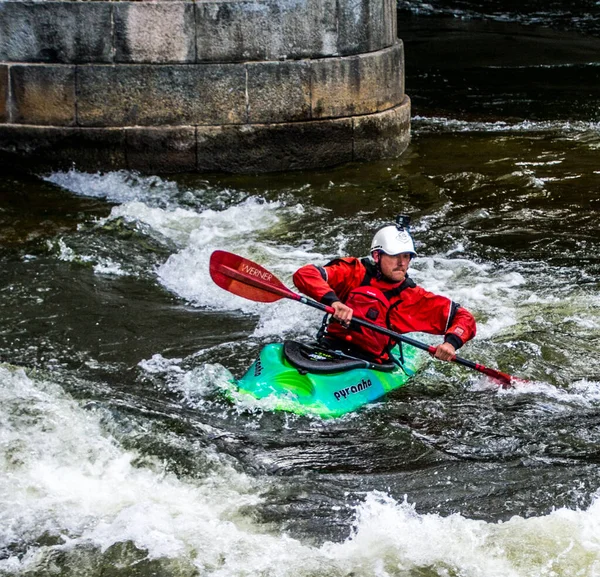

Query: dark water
left=2, top=5, right=600, bottom=577
left=398, top=0, right=600, bottom=36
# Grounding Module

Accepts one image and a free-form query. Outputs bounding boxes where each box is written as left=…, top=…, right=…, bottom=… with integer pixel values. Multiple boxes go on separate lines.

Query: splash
left=3, top=365, right=600, bottom=577
left=44, top=169, right=181, bottom=207
left=325, top=491, right=600, bottom=577
left=413, top=116, right=600, bottom=135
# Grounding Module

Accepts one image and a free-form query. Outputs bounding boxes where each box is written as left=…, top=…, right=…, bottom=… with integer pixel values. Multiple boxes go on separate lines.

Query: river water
left=2, top=5, right=600, bottom=577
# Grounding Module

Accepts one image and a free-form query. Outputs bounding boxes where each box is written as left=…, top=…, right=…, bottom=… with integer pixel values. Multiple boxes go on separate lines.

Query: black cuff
left=444, top=333, right=464, bottom=350
left=320, top=291, right=340, bottom=306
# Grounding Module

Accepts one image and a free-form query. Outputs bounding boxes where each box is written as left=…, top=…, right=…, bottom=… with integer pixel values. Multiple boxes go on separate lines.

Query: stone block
left=0, top=2, right=112, bottom=63
left=355, top=41, right=404, bottom=105
left=278, top=0, right=339, bottom=58
left=247, top=61, right=311, bottom=123
left=196, top=0, right=339, bottom=62
left=338, top=0, right=392, bottom=54
left=386, top=0, right=397, bottom=46
left=311, top=55, right=361, bottom=119
left=0, top=66, right=8, bottom=123
left=77, top=64, right=247, bottom=127
left=125, top=127, right=196, bottom=173
left=353, top=96, right=411, bottom=161
left=114, top=3, right=195, bottom=63
left=311, top=44, right=403, bottom=119
left=196, top=118, right=353, bottom=173
left=11, top=65, right=76, bottom=126
left=196, top=2, right=277, bottom=62
left=0, top=125, right=127, bottom=173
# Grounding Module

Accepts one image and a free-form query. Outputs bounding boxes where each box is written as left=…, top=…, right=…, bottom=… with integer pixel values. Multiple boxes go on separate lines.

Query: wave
left=396, top=0, right=600, bottom=36
left=412, top=115, right=600, bottom=134
left=2, top=364, right=600, bottom=577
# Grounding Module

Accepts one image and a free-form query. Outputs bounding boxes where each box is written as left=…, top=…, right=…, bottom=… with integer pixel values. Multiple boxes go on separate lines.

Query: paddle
left=209, top=250, right=524, bottom=388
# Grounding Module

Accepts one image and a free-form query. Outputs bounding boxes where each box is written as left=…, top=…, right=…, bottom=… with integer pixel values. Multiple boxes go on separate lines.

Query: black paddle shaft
left=297, top=295, right=510, bottom=383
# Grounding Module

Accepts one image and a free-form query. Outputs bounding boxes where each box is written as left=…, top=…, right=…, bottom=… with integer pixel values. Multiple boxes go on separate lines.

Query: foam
left=45, top=169, right=180, bottom=206
left=4, top=366, right=600, bottom=577
left=413, top=116, right=600, bottom=135
left=44, top=169, right=598, bottom=350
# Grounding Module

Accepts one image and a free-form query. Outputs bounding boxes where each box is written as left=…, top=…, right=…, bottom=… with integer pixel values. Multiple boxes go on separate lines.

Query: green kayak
left=234, top=340, right=422, bottom=418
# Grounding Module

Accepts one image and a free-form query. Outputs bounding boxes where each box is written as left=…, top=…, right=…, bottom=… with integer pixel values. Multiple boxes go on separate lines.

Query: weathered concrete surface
left=76, top=64, right=247, bottom=126
left=196, top=118, right=355, bottom=173
left=247, top=61, right=312, bottom=123
left=125, top=127, right=196, bottom=173
left=0, top=0, right=411, bottom=174
left=0, top=2, right=112, bottom=63
left=278, top=0, right=339, bottom=57
left=0, top=66, right=8, bottom=123
left=114, top=3, right=196, bottom=64
left=0, top=100, right=410, bottom=173
left=353, top=95, right=410, bottom=160
left=196, top=0, right=393, bottom=62
left=311, top=43, right=403, bottom=118
left=196, top=1, right=289, bottom=62
left=0, top=0, right=398, bottom=65
left=11, top=65, right=76, bottom=126
left=0, top=125, right=127, bottom=172
left=338, top=0, right=396, bottom=54
left=5, top=44, right=401, bottom=127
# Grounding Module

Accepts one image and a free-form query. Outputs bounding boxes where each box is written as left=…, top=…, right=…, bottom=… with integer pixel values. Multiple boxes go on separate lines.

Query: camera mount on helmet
left=370, top=214, right=417, bottom=257
left=395, top=214, right=411, bottom=232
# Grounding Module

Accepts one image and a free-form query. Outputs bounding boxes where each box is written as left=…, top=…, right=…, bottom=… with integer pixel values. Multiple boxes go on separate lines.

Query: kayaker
left=292, top=215, right=476, bottom=364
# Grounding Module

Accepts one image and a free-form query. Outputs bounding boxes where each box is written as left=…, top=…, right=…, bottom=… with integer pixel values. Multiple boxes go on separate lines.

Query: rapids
left=2, top=4, right=600, bottom=576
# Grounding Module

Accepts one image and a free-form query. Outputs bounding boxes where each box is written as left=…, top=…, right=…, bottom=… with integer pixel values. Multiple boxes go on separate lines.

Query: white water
left=43, top=169, right=600, bottom=376
left=413, top=115, right=600, bottom=136
left=13, top=168, right=600, bottom=575
left=43, top=169, right=548, bottom=341
left=2, top=364, right=600, bottom=577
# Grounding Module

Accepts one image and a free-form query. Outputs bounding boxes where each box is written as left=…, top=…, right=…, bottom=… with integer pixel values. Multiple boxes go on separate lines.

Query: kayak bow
left=233, top=340, right=422, bottom=418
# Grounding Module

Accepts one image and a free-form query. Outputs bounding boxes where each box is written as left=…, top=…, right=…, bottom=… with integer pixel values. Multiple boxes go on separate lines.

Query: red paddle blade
left=477, top=364, right=529, bottom=388
left=209, top=250, right=294, bottom=303
left=481, top=366, right=513, bottom=388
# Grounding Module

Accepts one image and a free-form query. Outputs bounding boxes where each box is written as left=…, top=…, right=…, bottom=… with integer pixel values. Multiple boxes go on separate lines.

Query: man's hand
left=433, top=342, right=456, bottom=362
left=331, top=301, right=353, bottom=327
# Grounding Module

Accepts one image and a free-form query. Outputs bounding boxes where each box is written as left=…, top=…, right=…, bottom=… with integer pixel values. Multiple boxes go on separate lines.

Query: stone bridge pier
left=0, top=0, right=410, bottom=173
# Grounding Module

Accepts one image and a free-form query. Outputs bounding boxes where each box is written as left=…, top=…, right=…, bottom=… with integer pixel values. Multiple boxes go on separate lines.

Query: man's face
left=376, top=252, right=412, bottom=282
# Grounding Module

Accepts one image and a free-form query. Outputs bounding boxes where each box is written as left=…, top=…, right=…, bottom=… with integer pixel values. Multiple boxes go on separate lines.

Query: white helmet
left=371, top=225, right=416, bottom=257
